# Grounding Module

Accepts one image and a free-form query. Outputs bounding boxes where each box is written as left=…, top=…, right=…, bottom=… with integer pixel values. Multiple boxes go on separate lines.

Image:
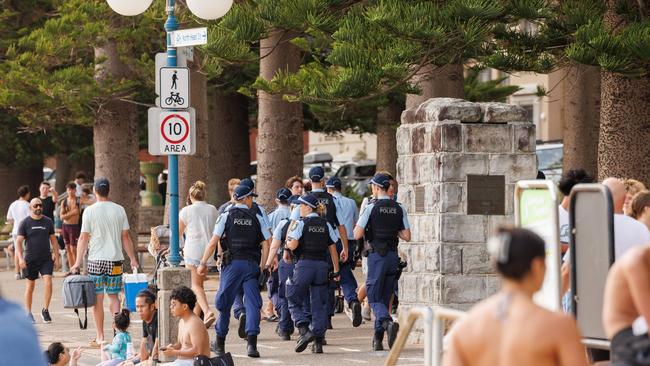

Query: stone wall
left=396, top=98, right=537, bottom=337
left=138, top=206, right=164, bottom=233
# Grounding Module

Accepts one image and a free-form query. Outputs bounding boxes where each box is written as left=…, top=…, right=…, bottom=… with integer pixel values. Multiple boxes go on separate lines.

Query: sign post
left=514, top=180, right=562, bottom=311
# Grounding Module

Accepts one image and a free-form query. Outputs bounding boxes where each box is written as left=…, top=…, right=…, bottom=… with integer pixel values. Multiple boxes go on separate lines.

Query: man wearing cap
left=354, top=173, right=411, bottom=351
left=265, top=188, right=293, bottom=322
left=225, top=178, right=272, bottom=339
left=290, top=167, right=353, bottom=325
left=70, top=177, right=140, bottom=347
left=326, top=176, right=362, bottom=326
left=198, top=184, right=270, bottom=358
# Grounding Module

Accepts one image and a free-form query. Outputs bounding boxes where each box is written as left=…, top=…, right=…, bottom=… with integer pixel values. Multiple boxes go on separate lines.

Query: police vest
left=311, top=191, right=339, bottom=229
left=296, top=216, right=330, bottom=261
left=220, top=208, right=264, bottom=262
left=366, top=200, right=404, bottom=250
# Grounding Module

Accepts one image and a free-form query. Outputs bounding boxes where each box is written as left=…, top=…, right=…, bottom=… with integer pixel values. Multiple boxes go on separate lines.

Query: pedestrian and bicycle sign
left=147, top=108, right=196, bottom=155
left=159, top=67, right=189, bottom=110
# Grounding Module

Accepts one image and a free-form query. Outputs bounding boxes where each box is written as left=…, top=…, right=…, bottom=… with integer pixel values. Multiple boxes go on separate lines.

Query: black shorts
left=23, top=259, right=54, bottom=281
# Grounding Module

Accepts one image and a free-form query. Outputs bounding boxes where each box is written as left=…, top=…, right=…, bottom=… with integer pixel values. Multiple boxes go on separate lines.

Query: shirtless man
left=443, top=227, right=588, bottom=366
left=161, top=286, right=210, bottom=366
left=603, top=245, right=650, bottom=365
left=60, top=182, right=81, bottom=268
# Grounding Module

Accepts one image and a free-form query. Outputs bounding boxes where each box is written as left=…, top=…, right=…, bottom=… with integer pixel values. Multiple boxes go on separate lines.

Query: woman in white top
left=179, top=181, right=218, bottom=326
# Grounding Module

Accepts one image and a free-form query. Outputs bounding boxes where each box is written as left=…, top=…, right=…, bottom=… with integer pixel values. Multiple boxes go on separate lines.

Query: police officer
left=265, top=216, right=296, bottom=340
left=285, top=194, right=341, bottom=354
left=325, top=176, right=362, bottom=326
left=230, top=178, right=272, bottom=339
left=289, top=167, right=360, bottom=327
left=197, top=184, right=271, bottom=358
left=265, top=188, right=293, bottom=324
left=353, top=173, right=411, bottom=351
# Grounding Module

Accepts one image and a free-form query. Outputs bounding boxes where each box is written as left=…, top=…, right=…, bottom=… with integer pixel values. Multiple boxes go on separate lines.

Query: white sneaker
left=362, top=304, right=372, bottom=321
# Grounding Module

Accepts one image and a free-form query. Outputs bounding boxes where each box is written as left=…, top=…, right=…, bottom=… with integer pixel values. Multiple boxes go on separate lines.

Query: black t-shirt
left=142, top=310, right=158, bottom=354
left=40, top=196, right=55, bottom=220
left=18, top=216, right=54, bottom=261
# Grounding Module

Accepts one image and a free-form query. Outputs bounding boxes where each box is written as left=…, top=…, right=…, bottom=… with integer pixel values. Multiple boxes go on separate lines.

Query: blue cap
left=276, top=188, right=292, bottom=201
left=288, top=195, right=301, bottom=205
left=308, top=166, right=325, bottom=182
left=240, top=178, right=255, bottom=189
left=325, top=177, right=342, bottom=189
left=298, top=194, right=319, bottom=209
left=233, top=184, right=257, bottom=200
left=94, top=177, right=110, bottom=191
left=370, top=173, right=391, bottom=190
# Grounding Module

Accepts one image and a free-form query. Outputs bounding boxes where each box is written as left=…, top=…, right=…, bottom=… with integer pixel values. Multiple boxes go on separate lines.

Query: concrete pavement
left=1, top=263, right=425, bottom=366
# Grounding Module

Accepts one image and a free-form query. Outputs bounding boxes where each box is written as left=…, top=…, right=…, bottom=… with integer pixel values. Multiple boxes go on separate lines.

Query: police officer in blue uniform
left=265, top=216, right=295, bottom=340
left=229, top=178, right=272, bottom=339
left=265, top=188, right=293, bottom=323
left=354, top=173, right=411, bottom=351
left=198, top=184, right=271, bottom=358
left=289, top=167, right=361, bottom=327
left=286, top=194, right=341, bottom=354
left=325, top=176, right=362, bottom=324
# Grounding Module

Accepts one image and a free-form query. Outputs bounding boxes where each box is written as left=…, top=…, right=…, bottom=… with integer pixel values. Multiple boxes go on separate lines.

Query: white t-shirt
left=179, top=201, right=218, bottom=262
left=81, top=201, right=130, bottom=261
left=558, top=205, right=570, bottom=244
left=7, top=200, right=30, bottom=237
left=614, top=214, right=650, bottom=259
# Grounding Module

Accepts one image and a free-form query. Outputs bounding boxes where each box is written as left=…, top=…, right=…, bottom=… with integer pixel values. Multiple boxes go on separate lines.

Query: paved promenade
left=0, top=263, right=424, bottom=366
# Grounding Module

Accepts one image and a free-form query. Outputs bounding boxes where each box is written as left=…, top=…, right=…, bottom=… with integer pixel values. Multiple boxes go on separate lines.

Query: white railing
left=385, top=306, right=466, bottom=366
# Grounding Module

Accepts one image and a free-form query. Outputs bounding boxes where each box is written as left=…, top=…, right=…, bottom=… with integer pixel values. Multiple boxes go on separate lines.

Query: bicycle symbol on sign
left=165, top=92, right=185, bottom=106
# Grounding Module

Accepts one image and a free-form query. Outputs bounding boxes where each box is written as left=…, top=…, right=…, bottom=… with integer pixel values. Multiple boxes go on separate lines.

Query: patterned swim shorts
left=87, top=260, right=123, bottom=295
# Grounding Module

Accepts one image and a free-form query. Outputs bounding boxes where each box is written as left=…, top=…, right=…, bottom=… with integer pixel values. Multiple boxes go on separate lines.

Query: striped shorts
left=87, top=260, right=123, bottom=295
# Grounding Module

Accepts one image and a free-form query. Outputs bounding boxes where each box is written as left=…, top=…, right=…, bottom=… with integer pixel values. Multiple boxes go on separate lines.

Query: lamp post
left=106, top=0, right=233, bottom=267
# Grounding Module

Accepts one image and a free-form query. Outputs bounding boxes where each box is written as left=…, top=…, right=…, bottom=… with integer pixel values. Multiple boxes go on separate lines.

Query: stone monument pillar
left=157, top=267, right=191, bottom=362
left=395, top=98, right=536, bottom=326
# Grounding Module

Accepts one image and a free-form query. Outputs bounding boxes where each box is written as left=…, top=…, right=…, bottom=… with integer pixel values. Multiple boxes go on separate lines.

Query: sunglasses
left=32, top=204, right=42, bottom=208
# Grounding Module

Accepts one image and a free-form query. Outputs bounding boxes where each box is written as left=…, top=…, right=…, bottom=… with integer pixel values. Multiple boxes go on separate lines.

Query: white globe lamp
left=186, top=0, right=233, bottom=20
left=106, top=0, right=153, bottom=16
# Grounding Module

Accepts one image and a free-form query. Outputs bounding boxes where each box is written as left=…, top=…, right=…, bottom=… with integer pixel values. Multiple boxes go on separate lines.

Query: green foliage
left=464, top=68, right=521, bottom=102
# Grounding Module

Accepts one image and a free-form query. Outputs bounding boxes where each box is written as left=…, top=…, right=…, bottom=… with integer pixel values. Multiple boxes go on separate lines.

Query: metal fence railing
left=385, top=306, right=466, bottom=366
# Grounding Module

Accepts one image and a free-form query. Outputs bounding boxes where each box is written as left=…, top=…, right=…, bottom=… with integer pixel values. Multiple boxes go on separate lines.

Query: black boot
left=238, top=313, right=247, bottom=339
left=212, top=336, right=226, bottom=357
left=312, top=336, right=324, bottom=354
left=247, top=335, right=260, bottom=358
left=295, top=326, right=315, bottom=353
left=384, top=319, right=400, bottom=349
left=350, top=300, right=362, bottom=327
left=372, top=331, right=384, bottom=351
left=327, top=317, right=333, bottom=330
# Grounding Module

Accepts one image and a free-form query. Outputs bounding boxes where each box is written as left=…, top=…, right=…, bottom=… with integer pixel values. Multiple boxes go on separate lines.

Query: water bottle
left=126, top=342, right=134, bottom=359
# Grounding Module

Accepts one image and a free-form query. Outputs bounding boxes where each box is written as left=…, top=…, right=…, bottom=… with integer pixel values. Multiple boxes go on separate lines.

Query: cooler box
left=124, top=272, right=148, bottom=312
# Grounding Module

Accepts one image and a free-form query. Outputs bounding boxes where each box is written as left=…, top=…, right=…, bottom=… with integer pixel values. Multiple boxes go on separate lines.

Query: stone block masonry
left=396, top=98, right=536, bottom=341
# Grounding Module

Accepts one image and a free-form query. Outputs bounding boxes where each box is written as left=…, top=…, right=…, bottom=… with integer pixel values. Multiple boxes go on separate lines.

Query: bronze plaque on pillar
left=467, top=175, right=505, bottom=215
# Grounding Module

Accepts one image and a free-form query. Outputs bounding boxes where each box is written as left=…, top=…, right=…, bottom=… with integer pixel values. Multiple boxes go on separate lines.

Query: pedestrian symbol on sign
left=171, top=71, right=178, bottom=89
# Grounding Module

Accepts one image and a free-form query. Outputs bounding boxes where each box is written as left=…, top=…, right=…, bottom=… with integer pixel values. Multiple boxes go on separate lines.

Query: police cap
left=370, top=173, right=391, bottom=190
left=308, top=166, right=325, bottom=182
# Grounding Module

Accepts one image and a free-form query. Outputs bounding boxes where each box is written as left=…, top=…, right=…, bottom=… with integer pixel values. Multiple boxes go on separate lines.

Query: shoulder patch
left=289, top=221, right=298, bottom=232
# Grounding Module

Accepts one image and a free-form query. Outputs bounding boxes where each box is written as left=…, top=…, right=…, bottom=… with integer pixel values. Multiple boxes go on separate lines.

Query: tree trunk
left=376, top=98, right=403, bottom=176
left=562, top=63, right=600, bottom=177
left=257, top=29, right=303, bottom=209
left=55, top=153, right=72, bottom=194
left=208, top=90, right=251, bottom=205
left=179, top=59, right=209, bottom=207
left=93, top=40, right=139, bottom=268
left=405, top=63, right=465, bottom=109
left=598, top=1, right=650, bottom=185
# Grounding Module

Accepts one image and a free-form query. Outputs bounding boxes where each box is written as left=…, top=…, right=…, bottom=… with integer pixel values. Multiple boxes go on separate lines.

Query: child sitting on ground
left=46, top=342, right=82, bottom=366
left=98, top=309, right=132, bottom=366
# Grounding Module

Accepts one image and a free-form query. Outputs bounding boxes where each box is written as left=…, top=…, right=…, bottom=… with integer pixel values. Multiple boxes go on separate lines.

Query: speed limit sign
left=159, top=112, right=191, bottom=154
left=147, top=108, right=195, bottom=155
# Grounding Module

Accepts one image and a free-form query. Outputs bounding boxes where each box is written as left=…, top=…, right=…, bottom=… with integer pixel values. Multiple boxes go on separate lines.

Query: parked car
left=334, top=160, right=376, bottom=196
left=43, top=167, right=56, bottom=186
left=303, top=151, right=335, bottom=178
left=536, top=141, right=563, bottom=183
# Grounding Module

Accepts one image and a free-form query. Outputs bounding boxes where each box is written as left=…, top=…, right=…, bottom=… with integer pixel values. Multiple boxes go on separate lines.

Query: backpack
left=62, top=275, right=96, bottom=329
left=194, top=354, right=234, bottom=366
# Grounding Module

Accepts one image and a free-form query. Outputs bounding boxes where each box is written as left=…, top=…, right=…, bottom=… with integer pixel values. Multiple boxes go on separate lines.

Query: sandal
left=266, top=314, right=279, bottom=322
left=89, top=339, right=101, bottom=348
left=203, top=312, right=216, bottom=329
